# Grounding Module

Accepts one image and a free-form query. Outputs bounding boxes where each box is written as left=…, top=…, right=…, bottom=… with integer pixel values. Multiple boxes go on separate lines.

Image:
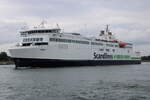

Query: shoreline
left=0, top=61, right=14, bottom=65
left=142, top=60, right=150, bottom=62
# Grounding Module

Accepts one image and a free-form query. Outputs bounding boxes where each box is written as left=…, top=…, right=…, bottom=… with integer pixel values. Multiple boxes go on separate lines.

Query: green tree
left=141, top=56, right=150, bottom=60
left=0, top=52, right=10, bottom=61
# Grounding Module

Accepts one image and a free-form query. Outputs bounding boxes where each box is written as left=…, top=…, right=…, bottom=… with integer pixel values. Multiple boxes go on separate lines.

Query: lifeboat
left=118, top=41, right=126, bottom=47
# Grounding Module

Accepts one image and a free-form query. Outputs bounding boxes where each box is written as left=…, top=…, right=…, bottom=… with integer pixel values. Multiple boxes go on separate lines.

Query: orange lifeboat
left=118, top=41, right=126, bottom=47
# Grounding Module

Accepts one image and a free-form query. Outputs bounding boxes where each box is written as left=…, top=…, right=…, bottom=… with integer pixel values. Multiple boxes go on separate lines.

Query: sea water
left=0, top=62, right=150, bottom=100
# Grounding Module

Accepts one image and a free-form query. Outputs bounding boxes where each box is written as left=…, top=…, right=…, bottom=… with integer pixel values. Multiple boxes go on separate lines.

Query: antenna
left=56, top=23, right=60, bottom=29
left=106, top=25, right=109, bottom=33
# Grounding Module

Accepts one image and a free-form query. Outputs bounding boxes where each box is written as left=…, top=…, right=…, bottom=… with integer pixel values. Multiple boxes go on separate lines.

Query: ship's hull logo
left=94, top=52, right=113, bottom=59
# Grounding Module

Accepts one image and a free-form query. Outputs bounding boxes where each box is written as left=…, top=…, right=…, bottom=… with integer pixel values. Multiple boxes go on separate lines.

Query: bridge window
left=26, top=29, right=60, bottom=34
left=35, top=42, right=48, bottom=45
left=22, top=43, right=32, bottom=46
left=99, top=49, right=104, bottom=51
left=106, top=49, right=109, bottom=52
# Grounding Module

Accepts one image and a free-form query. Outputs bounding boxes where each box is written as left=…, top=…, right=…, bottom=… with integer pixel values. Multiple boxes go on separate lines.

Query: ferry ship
left=8, top=22, right=141, bottom=68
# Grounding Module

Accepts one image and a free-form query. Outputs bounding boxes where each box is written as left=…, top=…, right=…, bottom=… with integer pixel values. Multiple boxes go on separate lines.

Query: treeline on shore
left=0, top=52, right=14, bottom=64
left=141, top=56, right=150, bottom=61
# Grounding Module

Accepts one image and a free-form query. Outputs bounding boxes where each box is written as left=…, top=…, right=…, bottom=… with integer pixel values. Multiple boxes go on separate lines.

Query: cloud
left=0, top=0, right=149, bottom=55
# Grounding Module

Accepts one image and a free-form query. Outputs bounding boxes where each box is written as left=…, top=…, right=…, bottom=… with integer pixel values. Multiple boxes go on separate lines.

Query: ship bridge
left=20, top=28, right=61, bottom=37
left=20, top=21, right=61, bottom=36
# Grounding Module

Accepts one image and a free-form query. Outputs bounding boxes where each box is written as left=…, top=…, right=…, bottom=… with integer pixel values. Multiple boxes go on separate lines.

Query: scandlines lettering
left=94, top=52, right=113, bottom=60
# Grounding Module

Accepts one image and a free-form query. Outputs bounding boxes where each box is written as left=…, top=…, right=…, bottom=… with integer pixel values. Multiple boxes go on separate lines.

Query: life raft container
left=118, top=42, right=126, bottom=47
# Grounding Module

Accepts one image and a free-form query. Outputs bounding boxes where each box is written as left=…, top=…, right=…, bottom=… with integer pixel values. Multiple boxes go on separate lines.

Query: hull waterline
left=13, top=58, right=141, bottom=68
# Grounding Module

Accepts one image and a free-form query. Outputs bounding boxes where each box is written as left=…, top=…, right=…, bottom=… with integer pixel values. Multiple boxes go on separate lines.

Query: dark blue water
left=0, top=63, right=150, bottom=100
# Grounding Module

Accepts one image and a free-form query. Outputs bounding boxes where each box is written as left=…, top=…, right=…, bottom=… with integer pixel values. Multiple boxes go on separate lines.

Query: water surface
left=0, top=63, right=150, bottom=100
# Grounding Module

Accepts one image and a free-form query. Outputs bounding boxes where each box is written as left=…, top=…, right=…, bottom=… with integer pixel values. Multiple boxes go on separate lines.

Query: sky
left=0, top=0, right=150, bottom=55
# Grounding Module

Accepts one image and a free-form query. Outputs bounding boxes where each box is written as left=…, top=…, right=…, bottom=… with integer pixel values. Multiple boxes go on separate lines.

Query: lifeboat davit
left=118, top=41, right=126, bottom=47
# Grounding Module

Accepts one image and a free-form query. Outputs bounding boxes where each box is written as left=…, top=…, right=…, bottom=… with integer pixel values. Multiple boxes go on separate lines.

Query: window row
left=91, top=42, right=103, bottom=46
left=35, top=42, right=48, bottom=45
left=115, top=45, right=118, bottom=47
left=106, top=44, right=114, bottom=47
left=49, top=38, right=90, bottom=44
left=21, top=29, right=59, bottom=34
left=23, top=38, right=43, bottom=42
left=99, top=48, right=130, bottom=53
left=92, top=42, right=119, bottom=47
left=22, top=42, right=48, bottom=46
left=99, top=48, right=114, bottom=52
left=48, top=38, right=132, bottom=49
left=125, top=46, right=132, bottom=48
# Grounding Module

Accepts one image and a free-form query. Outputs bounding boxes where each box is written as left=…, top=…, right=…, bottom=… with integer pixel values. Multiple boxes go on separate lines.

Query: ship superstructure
left=9, top=23, right=141, bottom=68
